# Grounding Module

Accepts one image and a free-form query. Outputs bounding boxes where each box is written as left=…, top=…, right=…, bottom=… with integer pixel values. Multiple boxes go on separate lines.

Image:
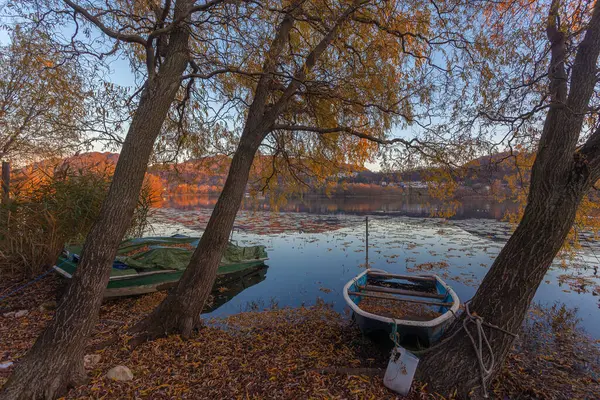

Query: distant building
left=402, top=181, right=428, bottom=189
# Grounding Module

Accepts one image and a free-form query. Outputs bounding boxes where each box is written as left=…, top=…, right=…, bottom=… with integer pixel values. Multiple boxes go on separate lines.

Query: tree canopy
left=0, top=27, right=88, bottom=163
left=2, top=0, right=600, bottom=398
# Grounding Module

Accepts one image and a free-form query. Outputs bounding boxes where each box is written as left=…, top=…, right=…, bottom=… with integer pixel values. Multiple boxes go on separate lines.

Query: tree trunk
left=417, top=68, right=596, bottom=397
left=129, top=0, right=357, bottom=341
left=1, top=161, right=9, bottom=204
left=417, top=172, right=590, bottom=398
left=0, top=20, right=190, bottom=400
left=418, top=3, right=600, bottom=396
left=131, top=131, right=263, bottom=339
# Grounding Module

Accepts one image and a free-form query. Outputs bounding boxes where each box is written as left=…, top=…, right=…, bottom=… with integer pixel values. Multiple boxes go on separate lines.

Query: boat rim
left=343, top=268, right=460, bottom=328
left=53, top=257, right=269, bottom=281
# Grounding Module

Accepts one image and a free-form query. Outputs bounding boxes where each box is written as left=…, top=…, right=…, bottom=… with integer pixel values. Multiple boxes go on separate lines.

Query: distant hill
left=17, top=152, right=120, bottom=176
left=14, top=151, right=523, bottom=198
left=149, top=154, right=370, bottom=195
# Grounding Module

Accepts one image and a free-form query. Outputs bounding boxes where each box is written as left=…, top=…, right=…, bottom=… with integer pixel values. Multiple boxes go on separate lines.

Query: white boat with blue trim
left=343, top=268, right=460, bottom=346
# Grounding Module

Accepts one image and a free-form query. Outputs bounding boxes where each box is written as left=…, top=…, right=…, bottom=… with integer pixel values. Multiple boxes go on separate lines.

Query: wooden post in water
left=1, top=161, right=9, bottom=204
left=365, top=216, right=369, bottom=268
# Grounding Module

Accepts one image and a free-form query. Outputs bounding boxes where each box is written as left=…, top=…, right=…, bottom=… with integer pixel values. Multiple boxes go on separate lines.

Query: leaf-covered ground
left=1, top=275, right=599, bottom=399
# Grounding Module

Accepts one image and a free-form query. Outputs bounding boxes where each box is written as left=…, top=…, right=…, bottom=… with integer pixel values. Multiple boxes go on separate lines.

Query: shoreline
left=1, top=275, right=598, bottom=399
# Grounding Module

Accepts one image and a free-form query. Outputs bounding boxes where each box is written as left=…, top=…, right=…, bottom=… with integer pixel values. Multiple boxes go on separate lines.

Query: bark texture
left=129, top=4, right=298, bottom=340
left=131, top=132, right=264, bottom=339
left=0, top=5, right=191, bottom=398
left=417, top=1, right=600, bottom=398
left=130, top=0, right=362, bottom=340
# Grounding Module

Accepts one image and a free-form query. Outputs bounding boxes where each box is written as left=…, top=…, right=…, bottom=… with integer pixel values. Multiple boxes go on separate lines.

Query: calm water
left=149, top=196, right=600, bottom=338
left=158, top=194, right=519, bottom=220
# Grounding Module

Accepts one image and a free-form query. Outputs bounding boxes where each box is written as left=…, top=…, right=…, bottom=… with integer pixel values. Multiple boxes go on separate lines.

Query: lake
left=148, top=195, right=600, bottom=338
left=157, top=193, right=519, bottom=220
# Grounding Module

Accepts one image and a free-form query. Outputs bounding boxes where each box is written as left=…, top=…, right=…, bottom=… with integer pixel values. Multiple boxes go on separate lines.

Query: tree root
left=1, top=355, right=87, bottom=400
left=126, top=302, right=201, bottom=347
left=88, top=334, right=120, bottom=352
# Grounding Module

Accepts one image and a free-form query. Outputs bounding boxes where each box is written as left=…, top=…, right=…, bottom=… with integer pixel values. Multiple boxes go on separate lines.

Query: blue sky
left=1, top=21, right=404, bottom=171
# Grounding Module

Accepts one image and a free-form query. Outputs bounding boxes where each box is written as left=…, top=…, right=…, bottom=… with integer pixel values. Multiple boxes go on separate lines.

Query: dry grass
left=0, top=166, right=155, bottom=278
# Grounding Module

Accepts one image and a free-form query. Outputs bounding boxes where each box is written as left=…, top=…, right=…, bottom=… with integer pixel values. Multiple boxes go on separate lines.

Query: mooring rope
left=0, top=261, right=66, bottom=304
left=405, top=302, right=518, bottom=398
left=463, top=302, right=494, bottom=398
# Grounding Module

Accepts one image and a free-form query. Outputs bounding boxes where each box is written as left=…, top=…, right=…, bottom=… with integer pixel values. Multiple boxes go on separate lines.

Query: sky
left=3, top=23, right=386, bottom=170
left=1, top=0, right=549, bottom=175
left=1, top=14, right=460, bottom=173
left=98, top=53, right=392, bottom=170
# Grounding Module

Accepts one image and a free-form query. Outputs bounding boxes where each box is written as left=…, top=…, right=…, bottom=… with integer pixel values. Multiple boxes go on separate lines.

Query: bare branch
left=271, top=124, right=445, bottom=163
left=149, top=0, right=228, bottom=39
left=545, top=0, right=568, bottom=105
left=63, top=0, right=147, bottom=45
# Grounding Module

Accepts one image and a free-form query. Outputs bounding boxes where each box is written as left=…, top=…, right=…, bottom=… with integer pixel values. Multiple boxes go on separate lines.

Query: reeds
left=0, top=163, right=154, bottom=277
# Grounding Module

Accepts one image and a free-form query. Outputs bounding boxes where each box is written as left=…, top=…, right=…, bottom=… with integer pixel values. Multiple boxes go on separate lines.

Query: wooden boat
left=53, top=236, right=268, bottom=298
left=343, top=268, right=460, bottom=346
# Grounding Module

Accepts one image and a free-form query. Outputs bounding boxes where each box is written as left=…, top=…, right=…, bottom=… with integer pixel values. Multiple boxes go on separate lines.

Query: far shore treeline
left=11, top=151, right=530, bottom=199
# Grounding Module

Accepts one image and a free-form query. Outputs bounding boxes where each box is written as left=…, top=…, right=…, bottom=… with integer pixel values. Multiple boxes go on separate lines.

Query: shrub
left=0, top=164, right=156, bottom=277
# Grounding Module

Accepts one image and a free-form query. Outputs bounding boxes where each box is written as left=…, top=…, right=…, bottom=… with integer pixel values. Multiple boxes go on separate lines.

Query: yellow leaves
left=499, top=148, right=600, bottom=256
left=1, top=26, right=89, bottom=162
left=139, top=383, right=172, bottom=396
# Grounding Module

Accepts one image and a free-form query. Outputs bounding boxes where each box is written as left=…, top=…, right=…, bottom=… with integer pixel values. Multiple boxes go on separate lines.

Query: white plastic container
left=383, top=346, right=419, bottom=395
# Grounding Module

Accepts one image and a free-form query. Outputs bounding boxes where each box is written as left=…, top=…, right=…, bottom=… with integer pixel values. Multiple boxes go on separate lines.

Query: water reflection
left=149, top=213, right=600, bottom=339
left=206, top=266, right=269, bottom=313
left=157, top=194, right=518, bottom=220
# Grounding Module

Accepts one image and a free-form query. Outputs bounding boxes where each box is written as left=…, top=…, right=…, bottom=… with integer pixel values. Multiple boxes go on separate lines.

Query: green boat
left=53, top=235, right=268, bottom=298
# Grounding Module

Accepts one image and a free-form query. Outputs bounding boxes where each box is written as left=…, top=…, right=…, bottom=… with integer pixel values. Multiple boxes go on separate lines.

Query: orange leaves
left=143, top=173, right=165, bottom=204
left=497, top=147, right=600, bottom=256
left=1, top=26, right=88, bottom=164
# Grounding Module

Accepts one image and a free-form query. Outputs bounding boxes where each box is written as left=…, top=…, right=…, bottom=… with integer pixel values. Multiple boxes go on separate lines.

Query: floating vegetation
left=146, top=210, right=600, bottom=336
left=557, top=274, right=598, bottom=294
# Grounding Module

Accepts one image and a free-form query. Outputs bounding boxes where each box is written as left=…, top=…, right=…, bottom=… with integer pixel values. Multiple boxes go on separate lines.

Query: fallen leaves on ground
left=1, top=277, right=599, bottom=399
left=494, top=304, right=600, bottom=400
left=359, top=298, right=441, bottom=321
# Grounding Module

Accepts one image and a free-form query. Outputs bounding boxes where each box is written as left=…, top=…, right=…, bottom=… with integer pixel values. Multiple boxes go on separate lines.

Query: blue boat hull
left=344, top=269, right=460, bottom=347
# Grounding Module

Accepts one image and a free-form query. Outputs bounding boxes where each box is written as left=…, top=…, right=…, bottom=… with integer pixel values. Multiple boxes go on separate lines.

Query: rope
left=409, top=302, right=518, bottom=398
left=463, top=302, right=495, bottom=398
left=0, top=261, right=65, bottom=304
left=390, top=321, right=400, bottom=346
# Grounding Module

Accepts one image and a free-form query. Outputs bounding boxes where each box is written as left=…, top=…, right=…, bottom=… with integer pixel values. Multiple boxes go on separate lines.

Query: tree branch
left=566, top=0, right=600, bottom=114
left=570, top=1, right=600, bottom=178
left=271, top=123, right=443, bottom=162
left=265, top=0, right=369, bottom=127
left=579, top=123, right=600, bottom=179
left=545, top=0, right=568, bottom=105
left=63, top=0, right=147, bottom=45
left=149, top=0, right=227, bottom=39
left=242, top=1, right=302, bottom=136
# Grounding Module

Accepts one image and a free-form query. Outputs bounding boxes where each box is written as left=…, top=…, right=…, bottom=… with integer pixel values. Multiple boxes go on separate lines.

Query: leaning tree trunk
left=131, top=132, right=263, bottom=339
left=129, top=0, right=363, bottom=341
left=417, top=167, right=591, bottom=398
left=418, top=2, right=600, bottom=396
left=0, top=23, right=190, bottom=400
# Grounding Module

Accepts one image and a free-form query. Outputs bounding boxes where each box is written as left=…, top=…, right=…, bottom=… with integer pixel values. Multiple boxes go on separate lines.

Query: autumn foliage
left=1, top=152, right=159, bottom=277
